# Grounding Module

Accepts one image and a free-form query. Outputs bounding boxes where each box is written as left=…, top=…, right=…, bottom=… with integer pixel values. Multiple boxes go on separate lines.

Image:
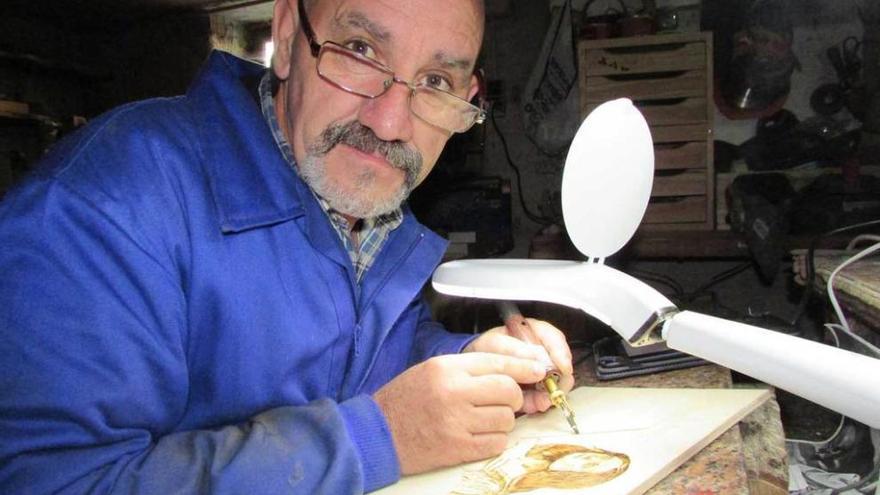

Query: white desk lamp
left=432, top=99, right=880, bottom=429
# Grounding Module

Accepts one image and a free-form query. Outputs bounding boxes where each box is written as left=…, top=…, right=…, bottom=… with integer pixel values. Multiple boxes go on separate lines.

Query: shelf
left=579, top=32, right=715, bottom=231
left=0, top=111, right=60, bottom=127
left=626, top=230, right=748, bottom=259
left=0, top=49, right=111, bottom=80
left=625, top=230, right=853, bottom=260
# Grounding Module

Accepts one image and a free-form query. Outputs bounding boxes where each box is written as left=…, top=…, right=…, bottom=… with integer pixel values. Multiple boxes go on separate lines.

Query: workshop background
left=2, top=0, right=879, bottom=493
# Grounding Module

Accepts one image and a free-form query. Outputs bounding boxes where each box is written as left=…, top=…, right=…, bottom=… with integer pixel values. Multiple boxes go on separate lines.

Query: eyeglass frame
left=294, top=0, right=488, bottom=134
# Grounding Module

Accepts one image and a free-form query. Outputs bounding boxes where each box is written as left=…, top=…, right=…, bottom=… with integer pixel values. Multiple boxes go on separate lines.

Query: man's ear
left=271, top=0, right=299, bottom=80
left=467, top=73, right=481, bottom=102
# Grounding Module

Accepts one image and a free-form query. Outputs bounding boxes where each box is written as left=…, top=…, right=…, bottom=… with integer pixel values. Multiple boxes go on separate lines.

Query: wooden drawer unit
left=578, top=32, right=715, bottom=230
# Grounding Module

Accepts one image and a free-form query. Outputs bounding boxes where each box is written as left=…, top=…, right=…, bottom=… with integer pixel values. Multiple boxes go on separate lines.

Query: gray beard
left=299, top=121, right=423, bottom=219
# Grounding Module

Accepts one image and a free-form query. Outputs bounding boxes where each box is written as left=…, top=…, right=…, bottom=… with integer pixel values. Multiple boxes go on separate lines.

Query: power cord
left=786, top=323, right=846, bottom=446
left=787, top=238, right=880, bottom=447
left=791, top=219, right=880, bottom=328
left=627, top=269, right=685, bottom=299
left=825, top=240, right=880, bottom=356
left=681, top=261, right=754, bottom=304
left=828, top=461, right=880, bottom=494
left=788, top=235, right=880, bottom=494
left=848, top=235, right=880, bottom=250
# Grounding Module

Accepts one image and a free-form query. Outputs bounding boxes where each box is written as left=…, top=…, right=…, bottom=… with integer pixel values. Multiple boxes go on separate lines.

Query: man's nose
left=357, top=80, right=414, bottom=143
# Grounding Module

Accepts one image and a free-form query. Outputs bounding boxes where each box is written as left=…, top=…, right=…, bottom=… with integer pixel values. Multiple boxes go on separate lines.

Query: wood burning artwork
left=450, top=441, right=630, bottom=495
left=373, top=387, right=771, bottom=495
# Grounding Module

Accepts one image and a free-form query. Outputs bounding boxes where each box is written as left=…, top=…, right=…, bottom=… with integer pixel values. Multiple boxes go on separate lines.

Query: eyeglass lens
left=317, top=44, right=481, bottom=133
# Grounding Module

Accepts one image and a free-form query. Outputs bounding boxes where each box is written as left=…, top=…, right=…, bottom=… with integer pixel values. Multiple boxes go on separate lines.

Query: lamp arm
left=663, top=311, right=880, bottom=429
left=432, top=259, right=880, bottom=429
left=432, top=259, right=677, bottom=342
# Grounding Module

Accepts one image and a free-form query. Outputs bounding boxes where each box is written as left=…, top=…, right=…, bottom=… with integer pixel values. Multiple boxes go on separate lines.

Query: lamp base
left=593, top=335, right=708, bottom=381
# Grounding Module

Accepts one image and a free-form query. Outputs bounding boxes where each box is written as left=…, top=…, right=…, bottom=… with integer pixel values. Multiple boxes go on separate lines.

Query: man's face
left=272, top=0, right=483, bottom=219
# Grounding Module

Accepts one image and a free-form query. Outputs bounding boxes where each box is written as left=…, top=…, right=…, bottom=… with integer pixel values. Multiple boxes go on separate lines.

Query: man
left=0, top=0, right=574, bottom=493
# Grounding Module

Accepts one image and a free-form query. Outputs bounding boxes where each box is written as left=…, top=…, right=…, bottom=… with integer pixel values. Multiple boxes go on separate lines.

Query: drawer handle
left=604, top=70, right=689, bottom=82
left=602, top=42, right=690, bottom=55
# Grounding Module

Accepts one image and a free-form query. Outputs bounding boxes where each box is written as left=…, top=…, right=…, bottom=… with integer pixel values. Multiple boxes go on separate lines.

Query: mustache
left=311, top=121, right=423, bottom=188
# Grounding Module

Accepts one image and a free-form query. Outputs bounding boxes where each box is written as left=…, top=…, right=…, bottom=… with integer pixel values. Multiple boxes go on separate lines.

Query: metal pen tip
left=562, top=403, right=580, bottom=434
left=542, top=375, right=581, bottom=435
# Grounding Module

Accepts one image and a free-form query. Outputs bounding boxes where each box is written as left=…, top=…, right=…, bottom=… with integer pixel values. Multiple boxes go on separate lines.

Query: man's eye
left=422, top=73, right=453, bottom=92
left=345, top=40, right=376, bottom=59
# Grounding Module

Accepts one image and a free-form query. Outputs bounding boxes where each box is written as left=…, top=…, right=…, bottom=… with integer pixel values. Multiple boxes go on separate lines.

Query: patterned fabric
left=258, top=73, right=403, bottom=282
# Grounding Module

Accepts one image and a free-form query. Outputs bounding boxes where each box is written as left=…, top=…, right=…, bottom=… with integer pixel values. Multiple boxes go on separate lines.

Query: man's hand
left=463, top=319, right=575, bottom=414
left=373, top=352, right=547, bottom=475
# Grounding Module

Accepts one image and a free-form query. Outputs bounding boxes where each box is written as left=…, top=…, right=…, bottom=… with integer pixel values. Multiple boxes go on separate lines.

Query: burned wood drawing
left=451, top=441, right=630, bottom=495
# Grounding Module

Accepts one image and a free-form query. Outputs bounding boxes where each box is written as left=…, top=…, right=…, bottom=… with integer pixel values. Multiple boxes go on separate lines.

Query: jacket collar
left=186, top=50, right=305, bottom=233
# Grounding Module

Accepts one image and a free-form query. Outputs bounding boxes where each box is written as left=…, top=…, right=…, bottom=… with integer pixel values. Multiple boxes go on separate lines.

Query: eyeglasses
left=295, top=0, right=487, bottom=134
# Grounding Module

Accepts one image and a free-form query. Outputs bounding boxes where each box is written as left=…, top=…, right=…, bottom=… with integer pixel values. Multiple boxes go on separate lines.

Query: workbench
left=807, top=249, right=880, bottom=336
left=576, top=355, right=789, bottom=494
left=433, top=296, right=790, bottom=493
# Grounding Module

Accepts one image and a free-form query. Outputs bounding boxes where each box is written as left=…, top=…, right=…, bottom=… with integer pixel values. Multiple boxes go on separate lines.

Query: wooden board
left=655, top=142, right=707, bottom=171
left=651, top=170, right=707, bottom=197
left=376, top=386, right=770, bottom=495
left=644, top=196, right=707, bottom=224
left=584, top=98, right=707, bottom=127
left=582, top=72, right=707, bottom=104
left=0, top=100, right=29, bottom=114
left=648, top=123, right=709, bottom=143
left=579, top=39, right=707, bottom=76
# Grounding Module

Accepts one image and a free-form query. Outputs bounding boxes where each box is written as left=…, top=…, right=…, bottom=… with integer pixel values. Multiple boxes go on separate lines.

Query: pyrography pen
left=496, top=301, right=580, bottom=434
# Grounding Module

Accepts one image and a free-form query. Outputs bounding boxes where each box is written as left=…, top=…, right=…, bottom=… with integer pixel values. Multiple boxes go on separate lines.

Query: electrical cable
left=857, top=481, right=877, bottom=494
left=828, top=461, right=880, bottom=495
left=847, top=234, right=880, bottom=250
left=631, top=262, right=792, bottom=324
left=674, top=261, right=797, bottom=335
left=791, top=219, right=880, bottom=327
left=825, top=241, right=880, bottom=357
left=787, top=237, right=880, bottom=490
left=785, top=324, right=846, bottom=446
left=682, top=261, right=754, bottom=303
left=574, top=347, right=594, bottom=367
left=785, top=409, right=847, bottom=448
left=490, top=110, right=556, bottom=225
left=827, top=323, right=880, bottom=359
left=693, top=291, right=756, bottom=321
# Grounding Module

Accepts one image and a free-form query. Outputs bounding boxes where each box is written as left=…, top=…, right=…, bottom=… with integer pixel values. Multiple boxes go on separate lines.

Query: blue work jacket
left=0, top=51, right=472, bottom=494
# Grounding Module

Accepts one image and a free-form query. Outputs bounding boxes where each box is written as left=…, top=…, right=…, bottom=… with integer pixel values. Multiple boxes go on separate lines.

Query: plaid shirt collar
left=258, top=72, right=403, bottom=282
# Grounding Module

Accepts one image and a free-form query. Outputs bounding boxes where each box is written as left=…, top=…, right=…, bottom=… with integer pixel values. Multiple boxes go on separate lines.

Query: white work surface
left=376, top=386, right=771, bottom=495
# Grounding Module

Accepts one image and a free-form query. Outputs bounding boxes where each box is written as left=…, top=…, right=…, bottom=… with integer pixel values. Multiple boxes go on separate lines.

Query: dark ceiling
left=5, top=0, right=274, bottom=28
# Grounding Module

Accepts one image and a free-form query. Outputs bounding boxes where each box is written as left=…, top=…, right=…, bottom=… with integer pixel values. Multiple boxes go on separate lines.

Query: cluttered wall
left=0, top=10, right=211, bottom=194
left=408, top=0, right=878, bottom=269
left=3, top=0, right=877, bottom=263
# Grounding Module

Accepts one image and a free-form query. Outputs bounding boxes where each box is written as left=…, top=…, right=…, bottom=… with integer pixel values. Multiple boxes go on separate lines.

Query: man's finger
left=465, top=374, right=524, bottom=410
left=463, top=432, right=508, bottom=462
left=454, top=352, right=547, bottom=383
left=527, top=318, right=574, bottom=376
left=556, top=372, right=576, bottom=393
left=465, top=405, right=517, bottom=434
left=521, top=389, right=552, bottom=414
left=476, top=332, right=549, bottom=362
